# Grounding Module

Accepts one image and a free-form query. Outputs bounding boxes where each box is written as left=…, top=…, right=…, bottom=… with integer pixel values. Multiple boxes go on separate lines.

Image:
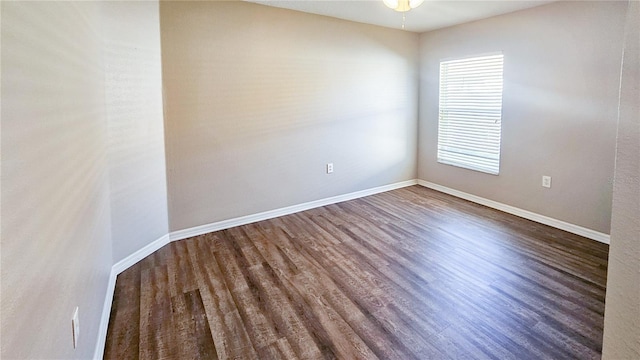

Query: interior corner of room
left=1, top=0, right=638, bottom=359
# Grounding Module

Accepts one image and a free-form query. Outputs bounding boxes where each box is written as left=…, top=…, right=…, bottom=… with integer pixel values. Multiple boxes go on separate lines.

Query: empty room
left=1, top=0, right=638, bottom=359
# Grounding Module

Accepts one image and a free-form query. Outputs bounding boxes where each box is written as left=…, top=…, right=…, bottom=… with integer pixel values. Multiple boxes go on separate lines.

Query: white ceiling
left=246, top=0, right=556, bottom=33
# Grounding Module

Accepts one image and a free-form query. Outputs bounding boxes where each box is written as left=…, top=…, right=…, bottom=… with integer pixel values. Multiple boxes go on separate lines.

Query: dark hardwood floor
left=104, top=186, right=609, bottom=360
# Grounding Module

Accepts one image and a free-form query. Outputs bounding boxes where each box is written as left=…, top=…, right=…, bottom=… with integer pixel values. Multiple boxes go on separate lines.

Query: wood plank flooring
left=104, top=186, right=609, bottom=359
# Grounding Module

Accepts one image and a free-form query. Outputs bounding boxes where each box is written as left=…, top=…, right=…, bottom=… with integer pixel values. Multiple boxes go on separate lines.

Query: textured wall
left=418, top=1, right=626, bottom=234
left=102, top=1, right=169, bottom=263
left=160, top=1, right=419, bottom=232
left=602, top=1, right=640, bottom=358
left=1, top=2, right=113, bottom=358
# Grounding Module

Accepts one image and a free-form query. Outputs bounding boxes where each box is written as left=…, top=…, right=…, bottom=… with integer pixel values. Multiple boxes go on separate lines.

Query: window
left=437, top=53, right=504, bottom=175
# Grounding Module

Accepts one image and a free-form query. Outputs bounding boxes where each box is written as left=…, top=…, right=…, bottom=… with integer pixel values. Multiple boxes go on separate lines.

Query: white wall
left=418, top=1, right=627, bottom=234
left=602, top=1, right=640, bottom=358
left=1, top=2, right=113, bottom=358
left=102, top=1, right=169, bottom=264
left=160, top=1, right=419, bottom=232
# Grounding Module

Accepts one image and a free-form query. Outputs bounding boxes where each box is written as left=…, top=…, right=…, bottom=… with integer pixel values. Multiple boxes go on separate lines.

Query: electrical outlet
left=326, top=163, right=334, bottom=174
left=72, top=307, right=79, bottom=349
left=542, top=176, right=551, bottom=188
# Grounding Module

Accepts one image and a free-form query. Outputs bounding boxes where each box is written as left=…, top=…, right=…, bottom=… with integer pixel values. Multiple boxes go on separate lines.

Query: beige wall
left=603, top=1, right=640, bottom=358
left=1, top=1, right=633, bottom=358
left=102, top=1, right=169, bottom=263
left=1, top=2, right=112, bottom=358
left=418, top=1, right=627, bottom=234
left=160, top=1, right=419, bottom=232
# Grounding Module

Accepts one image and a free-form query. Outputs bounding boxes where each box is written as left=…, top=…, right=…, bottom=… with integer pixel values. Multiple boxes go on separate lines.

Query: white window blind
left=438, top=53, right=504, bottom=175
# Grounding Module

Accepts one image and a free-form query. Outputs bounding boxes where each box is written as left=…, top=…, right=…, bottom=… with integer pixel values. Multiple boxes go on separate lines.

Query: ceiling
left=246, top=0, right=556, bottom=33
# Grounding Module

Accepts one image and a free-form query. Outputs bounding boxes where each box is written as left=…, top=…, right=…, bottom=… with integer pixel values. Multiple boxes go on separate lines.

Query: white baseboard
left=417, top=180, right=610, bottom=244
left=112, top=233, right=171, bottom=275
left=170, top=179, right=418, bottom=241
left=93, top=267, right=116, bottom=360
left=93, top=233, right=170, bottom=360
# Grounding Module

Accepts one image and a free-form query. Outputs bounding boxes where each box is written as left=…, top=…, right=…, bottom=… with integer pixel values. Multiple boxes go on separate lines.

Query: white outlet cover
left=327, top=163, right=334, bottom=174
left=72, top=307, right=79, bottom=349
left=542, top=176, right=551, bottom=188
